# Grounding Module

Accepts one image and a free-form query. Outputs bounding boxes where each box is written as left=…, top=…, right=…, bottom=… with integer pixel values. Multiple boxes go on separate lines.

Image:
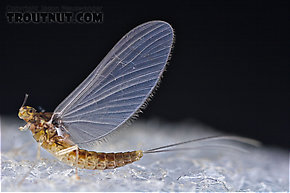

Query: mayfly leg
left=17, top=143, right=42, bottom=187
left=75, top=148, right=80, bottom=180
left=37, top=143, right=41, bottom=160
left=55, top=145, right=80, bottom=179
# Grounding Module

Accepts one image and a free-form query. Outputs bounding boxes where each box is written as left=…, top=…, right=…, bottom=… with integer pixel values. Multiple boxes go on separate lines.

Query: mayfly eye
left=29, top=109, right=33, bottom=113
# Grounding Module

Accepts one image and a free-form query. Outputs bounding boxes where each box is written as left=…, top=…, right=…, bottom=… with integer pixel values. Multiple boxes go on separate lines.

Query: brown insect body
left=18, top=106, right=143, bottom=170
left=18, top=106, right=259, bottom=171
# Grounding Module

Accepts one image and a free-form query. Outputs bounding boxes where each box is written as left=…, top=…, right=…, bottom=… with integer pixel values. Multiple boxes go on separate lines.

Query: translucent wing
left=53, top=21, right=174, bottom=146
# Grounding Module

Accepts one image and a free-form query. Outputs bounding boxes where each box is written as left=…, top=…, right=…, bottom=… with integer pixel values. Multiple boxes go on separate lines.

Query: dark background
left=1, top=0, right=289, bottom=148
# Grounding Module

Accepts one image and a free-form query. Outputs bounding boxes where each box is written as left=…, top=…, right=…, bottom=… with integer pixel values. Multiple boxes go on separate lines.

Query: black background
left=1, top=0, right=289, bottom=148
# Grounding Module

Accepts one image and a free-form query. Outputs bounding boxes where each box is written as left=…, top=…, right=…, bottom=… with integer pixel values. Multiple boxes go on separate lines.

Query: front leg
left=19, top=123, right=31, bottom=131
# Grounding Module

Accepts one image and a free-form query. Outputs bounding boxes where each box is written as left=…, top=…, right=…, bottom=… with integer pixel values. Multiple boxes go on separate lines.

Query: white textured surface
left=1, top=116, right=289, bottom=191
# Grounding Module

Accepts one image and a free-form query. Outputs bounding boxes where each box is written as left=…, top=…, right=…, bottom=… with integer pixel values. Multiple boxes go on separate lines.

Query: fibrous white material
left=1, top=116, right=289, bottom=191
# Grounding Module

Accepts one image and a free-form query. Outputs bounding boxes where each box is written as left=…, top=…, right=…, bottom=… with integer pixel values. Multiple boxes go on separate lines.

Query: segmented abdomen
left=59, top=149, right=143, bottom=170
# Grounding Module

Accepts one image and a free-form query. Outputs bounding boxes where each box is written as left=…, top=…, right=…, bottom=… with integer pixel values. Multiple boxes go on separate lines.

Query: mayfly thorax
left=18, top=21, right=259, bottom=171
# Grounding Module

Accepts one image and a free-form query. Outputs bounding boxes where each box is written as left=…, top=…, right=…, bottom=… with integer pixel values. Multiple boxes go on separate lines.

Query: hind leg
left=56, top=145, right=80, bottom=180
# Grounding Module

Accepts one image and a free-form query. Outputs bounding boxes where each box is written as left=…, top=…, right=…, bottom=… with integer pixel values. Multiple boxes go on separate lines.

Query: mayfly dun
left=18, top=21, right=259, bottom=172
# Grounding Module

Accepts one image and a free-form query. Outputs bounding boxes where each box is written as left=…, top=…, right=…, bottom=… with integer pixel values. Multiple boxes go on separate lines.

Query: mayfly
left=18, top=21, right=259, bottom=172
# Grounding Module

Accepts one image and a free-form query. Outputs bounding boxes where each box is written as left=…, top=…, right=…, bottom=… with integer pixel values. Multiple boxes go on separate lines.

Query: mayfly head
left=18, top=106, right=36, bottom=122
left=18, top=93, right=36, bottom=122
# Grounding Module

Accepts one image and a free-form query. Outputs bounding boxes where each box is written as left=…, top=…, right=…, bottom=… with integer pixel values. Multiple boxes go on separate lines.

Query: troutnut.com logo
left=6, top=6, right=103, bottom=24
